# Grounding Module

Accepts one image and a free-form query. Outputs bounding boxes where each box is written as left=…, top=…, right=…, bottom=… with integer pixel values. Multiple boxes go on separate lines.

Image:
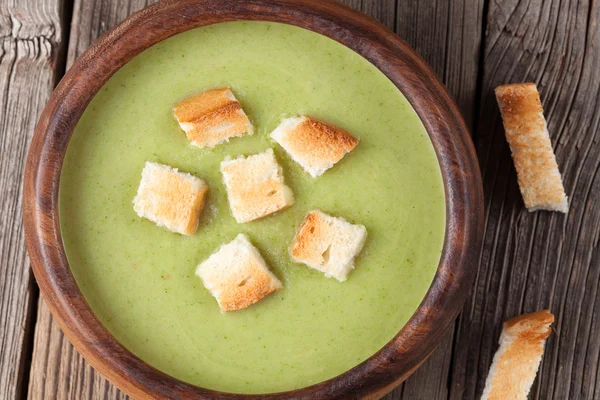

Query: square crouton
left=290, top=210, right=367, bottom=281
left=133, top=162, right=208, bottom=235
left=220, top=149, right=294, bottom=223
left=196, top=234, right=283, bottom=312
left=173, top=87, right=253, bottom=149
left=271, top=116, right=359, bottom=177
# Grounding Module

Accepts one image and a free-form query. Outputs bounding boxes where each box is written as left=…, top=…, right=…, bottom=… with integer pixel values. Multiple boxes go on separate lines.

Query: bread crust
left=290, top=210, right=367, bottom=281
left=216, top=257, right=281, bottom=311
left=271, top=116, right=358, bottom=177
left=133, top=162, right=208, bottom=236
left=195, top=234, right=282, bottom=312
left=173, top=87, right=253, bottom=148
left=291, top=211, right=327, bottom=266
left=481, top=310, right=555, bottom=400
left=495, top=83, right=568, bottom=212
left=220, top=149, right=294, bottom=223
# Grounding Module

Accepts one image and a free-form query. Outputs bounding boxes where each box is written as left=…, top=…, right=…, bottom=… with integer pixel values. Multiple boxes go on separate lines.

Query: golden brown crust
left=271, top=116, right=358, bottom=176
left=290, top=211, right=326, bottom=265
left=217, top=259, right=281, bottom=311
left=294, top=117, right=358, bottom=160
left=133, top=163, right=208, bottom=236
left=173, top=88, right=253, bottom=148
left=173, top=88, right=234, bottom=122
left=495, top=83, right=567, bottom=212
left=290, top=210, right=367, bottom=281
left=220, top=150, right=294, bottom=223
left=482, top=310, right=554, bottom=400
left=195, top=234, right=282, bottom=312
left=504, top=309, right=555, bottom=331
left=221, top=160, right=287, bottom=217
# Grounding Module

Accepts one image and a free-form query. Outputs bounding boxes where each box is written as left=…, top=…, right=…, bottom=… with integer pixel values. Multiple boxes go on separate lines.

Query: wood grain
left=388, top=333, right=455, bottom=400
left=0, top=0, right=65, bottom=399
left=27, top=1, right=156, bottom=398
left=396, top=0, right=484, bottom=131
left=22, top=0, right=481, bottom=398
left=29, top=300, right=130, bottom=400
left=341, top=0, right=396, bottom=31
left=449, top=0, right=600, bottom=399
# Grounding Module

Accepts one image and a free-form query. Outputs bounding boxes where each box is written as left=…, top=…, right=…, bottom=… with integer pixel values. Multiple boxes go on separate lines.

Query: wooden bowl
left=23, top=0, right=484, bottom=398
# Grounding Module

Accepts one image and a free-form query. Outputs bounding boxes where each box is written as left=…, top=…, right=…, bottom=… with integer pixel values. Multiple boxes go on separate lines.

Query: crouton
left=495, top=83, right=568, bottom=212
left=220, top=149, right=294, bottom=223
left=195, top=234, right=283, bottom=312
left=290, top=210, right=367, bottom=281
left=173, top=87, right=253, bottom=149
left=270, top=116, right=358, bottom=177
left=133, top=162, right=208, bottom=235
left=481, top=310, right=555, bottom=400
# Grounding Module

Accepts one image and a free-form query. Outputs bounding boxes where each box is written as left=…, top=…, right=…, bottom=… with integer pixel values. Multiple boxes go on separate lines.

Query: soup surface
left=60, top=21, right=445, bottom=393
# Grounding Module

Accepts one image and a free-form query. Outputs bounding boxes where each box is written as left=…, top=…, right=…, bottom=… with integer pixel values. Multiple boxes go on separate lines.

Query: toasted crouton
left=495, top=83, right=568, bottom=212
left=173, top=87, right=253, bottom=149
left=220, top=149, right=294, bottom=223
left=290, top=210, right=367, bottom=281
left=270, top=116, right=359, bottom=177
left=133, top=162, right=208, bottom=235
left=481, top=310, right=555, bottom=400
left=195, top=234, right=283, bottom=311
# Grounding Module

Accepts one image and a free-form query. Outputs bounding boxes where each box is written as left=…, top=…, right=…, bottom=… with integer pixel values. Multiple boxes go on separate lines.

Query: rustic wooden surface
left=451, top=2, right=600, bottom=400
left=0, top=0, right=66, bottom=399
left=0, top=0, right=597, bottom=398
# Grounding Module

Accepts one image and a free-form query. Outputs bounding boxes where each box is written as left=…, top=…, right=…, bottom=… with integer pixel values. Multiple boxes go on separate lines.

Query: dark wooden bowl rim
left=23, top=0, right=484, bottom=398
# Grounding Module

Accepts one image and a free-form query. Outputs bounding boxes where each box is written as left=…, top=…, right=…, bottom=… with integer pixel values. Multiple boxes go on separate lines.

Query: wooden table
left=1, top=0, right=599, bottom=398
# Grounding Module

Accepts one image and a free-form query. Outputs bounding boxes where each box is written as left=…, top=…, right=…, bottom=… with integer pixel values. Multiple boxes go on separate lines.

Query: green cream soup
left=60, top=21, right=445, bottom=393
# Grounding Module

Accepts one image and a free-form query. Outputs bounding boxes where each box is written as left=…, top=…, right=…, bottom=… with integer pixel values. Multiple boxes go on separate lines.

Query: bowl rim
left=22, top=0, right=484, bottom=398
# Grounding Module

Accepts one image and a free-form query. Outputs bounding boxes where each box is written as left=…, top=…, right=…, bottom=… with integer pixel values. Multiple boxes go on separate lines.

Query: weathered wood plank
left=396, top=0, right=484, bottom=131
left=26, top=1, right=154, bottom=398
left=0, top=0, right=65, bottom=399
left=385, top=332, right=456, bottom=400
left=449, top=0, right=600, bottom=399
left=28, top=300, right=130, bottom=399
left=341, top=0, right=396, bottom=30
